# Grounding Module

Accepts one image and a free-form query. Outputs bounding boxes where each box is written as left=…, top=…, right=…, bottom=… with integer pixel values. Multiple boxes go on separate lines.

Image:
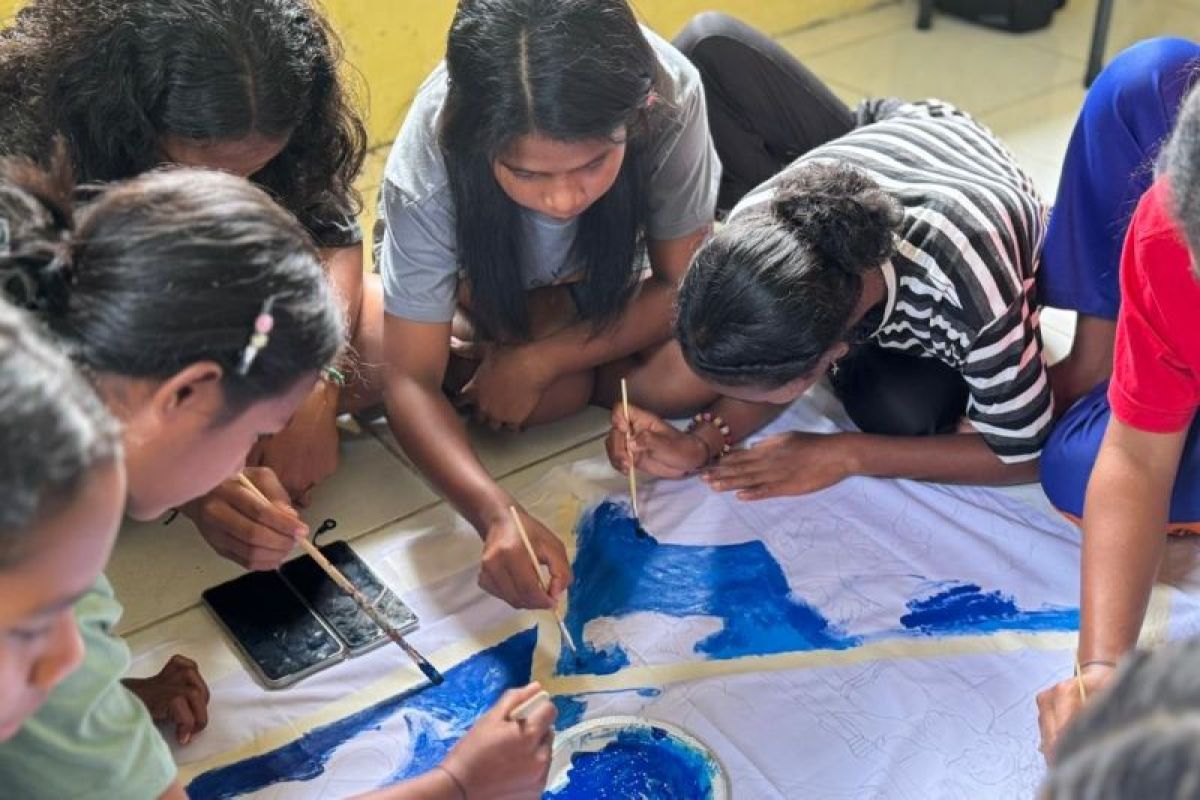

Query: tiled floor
left=114, top=1, right=1199, bottom=633
left=786, top=0, right=1197, bottom=358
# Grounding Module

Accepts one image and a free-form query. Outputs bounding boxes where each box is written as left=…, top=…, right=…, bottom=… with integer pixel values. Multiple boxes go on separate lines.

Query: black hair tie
left=0, top=266, right=38, bottom=310
left=313, top=518, right=338, bottom=544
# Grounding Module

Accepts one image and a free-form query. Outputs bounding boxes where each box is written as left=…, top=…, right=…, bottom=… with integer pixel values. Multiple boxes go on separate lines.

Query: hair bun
left=0, top=145, right=77, bottom=315
left=770, top=162, right=903, bottom=275
left=0, top=238, right=73, bottom=315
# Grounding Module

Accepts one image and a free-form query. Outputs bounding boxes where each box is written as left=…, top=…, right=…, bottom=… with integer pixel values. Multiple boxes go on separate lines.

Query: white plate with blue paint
left=544, top=715, right=730, bottom=799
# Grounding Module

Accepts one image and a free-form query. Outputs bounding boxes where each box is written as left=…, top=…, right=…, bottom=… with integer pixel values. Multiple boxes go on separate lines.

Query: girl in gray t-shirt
left=377, top=0, right=721, bottom=611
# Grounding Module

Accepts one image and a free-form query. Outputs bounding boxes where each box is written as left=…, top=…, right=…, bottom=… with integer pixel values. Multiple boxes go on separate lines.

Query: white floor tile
left=778, top=1, right=912, bottom=58
left=827, top=80, right=868, bottom=107
left=980, top=84, right=1083, bottom=167
left=1021, top=0, right=1200, bottom=64
left=978, top=83, right=1086, bottom=198
left=803, top=12, right=1084, bottom=114
left=361, top=406, right=610, bottom=484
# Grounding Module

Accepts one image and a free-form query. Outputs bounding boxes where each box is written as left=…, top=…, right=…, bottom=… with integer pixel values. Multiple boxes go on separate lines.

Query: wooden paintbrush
left=509, top=689, right=552, bottom=722
left=508, top=505, right=577, bottom=653
left=235, top=473, right=444, bottom=686
left=620, top=378, right=640, bottom=519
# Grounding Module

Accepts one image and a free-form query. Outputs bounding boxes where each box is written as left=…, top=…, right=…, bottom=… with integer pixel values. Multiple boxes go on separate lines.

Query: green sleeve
left=0, top=576, right=176, bottom=800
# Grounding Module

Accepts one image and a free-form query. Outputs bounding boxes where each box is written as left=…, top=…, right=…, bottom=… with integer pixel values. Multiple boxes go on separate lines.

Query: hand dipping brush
left=235, top=473, right=444, bottom=685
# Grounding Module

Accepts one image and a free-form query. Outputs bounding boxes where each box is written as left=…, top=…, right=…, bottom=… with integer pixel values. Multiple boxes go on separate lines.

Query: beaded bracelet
left=686, top=412, right=732, bottom=464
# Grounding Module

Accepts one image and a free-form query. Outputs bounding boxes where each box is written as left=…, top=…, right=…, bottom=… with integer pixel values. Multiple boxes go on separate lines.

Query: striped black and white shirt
left=732, top=99, right=1052, bottom=463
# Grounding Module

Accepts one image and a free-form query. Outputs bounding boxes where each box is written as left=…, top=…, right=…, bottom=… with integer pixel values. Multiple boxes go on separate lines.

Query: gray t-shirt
left=378, top=26, right=720, bottom=323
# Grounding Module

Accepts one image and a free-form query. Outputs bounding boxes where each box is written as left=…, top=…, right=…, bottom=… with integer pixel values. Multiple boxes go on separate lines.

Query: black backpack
left=925, top=0, right=1066, bottom=33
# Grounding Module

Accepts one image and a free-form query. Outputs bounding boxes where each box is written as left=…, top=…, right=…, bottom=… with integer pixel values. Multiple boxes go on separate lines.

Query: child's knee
left=671, top=11, right=740, bottom=57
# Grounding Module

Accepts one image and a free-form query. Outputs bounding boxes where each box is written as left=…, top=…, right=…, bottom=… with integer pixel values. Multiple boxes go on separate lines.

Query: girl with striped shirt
left=609, top=17, right=1051, bottom=494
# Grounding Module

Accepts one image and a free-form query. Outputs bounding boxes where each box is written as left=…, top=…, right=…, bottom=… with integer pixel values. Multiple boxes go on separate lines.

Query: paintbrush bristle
left=420, top=660, right=445, bottom=686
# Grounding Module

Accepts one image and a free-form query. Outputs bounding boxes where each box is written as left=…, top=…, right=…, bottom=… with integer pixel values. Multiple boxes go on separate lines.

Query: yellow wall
left=0, top=0, right=875, bottom=238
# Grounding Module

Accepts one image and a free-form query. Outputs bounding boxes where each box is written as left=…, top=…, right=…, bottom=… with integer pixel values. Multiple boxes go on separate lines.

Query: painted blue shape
left=544, top=726, right=718, bottom=799
left=551, top=687, right=663, bottom=732
left=901, top=582, right=1079, bottom=635
left=554, top=695, right=588, bottom=731
left=558, top=501, right=857, bottom=676
left=187, top=627, right=538, bottom=800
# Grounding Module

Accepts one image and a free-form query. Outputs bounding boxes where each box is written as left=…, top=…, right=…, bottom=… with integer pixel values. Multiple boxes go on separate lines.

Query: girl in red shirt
left=1037, top=69, right=1200, bottom=759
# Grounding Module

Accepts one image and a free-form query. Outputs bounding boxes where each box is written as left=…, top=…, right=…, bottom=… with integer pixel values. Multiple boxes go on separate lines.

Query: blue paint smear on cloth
left=901, top=583, right=1079, bottom=635
left=553, top=695, right=589, bottom=731
left=552, top=688, right=663, bottom=731
left=558, top=501, right=858, bottom=675
left=190, top=501, right=1085, bottom=799
left=544, top=726, right=718, bottom=799
left=187, top=627, right=538, bottom=800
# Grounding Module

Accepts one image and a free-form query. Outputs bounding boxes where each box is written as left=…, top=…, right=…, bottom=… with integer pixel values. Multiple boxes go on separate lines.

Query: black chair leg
left=1085, top=0, right=1115, bottom=87
left=917, top=0, right=935, bottom=29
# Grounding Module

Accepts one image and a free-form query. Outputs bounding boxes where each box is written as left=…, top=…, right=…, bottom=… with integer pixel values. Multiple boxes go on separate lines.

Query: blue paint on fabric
left=187, top=627, right=538, bottom=800
left=900, top=582, right=1079, bottom=635
left=553, top=695, right=589, bottom=730
left=551, top=687, right=663, bottom=731
left=543, top=726, right=718, bottom=799
left=557, top=501, right=857, bottom=675
left=192, top=499, right=1085, bottom=799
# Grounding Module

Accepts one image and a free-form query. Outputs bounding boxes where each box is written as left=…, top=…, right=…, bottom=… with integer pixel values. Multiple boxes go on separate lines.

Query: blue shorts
left=1039, top=38, right=1200, bottom=526
left=1041, top=383, right=1200, bottom=525
left=1039, top=37, right=1200, bottom=319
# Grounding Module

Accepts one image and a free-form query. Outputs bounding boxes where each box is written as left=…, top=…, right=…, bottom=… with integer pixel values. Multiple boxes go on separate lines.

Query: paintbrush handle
left=509, top=506, right=547, bottom=591
left=508, top=505, right=577, bottom=652
left=295, top=537, right=380, bottom=624
left=235, top=473, right=441, bottom=680
left=620, top=379, right=640, bottom=518
left=509, top=690, right=551, bottom=722
left=294, top=538, right=440, bottom=681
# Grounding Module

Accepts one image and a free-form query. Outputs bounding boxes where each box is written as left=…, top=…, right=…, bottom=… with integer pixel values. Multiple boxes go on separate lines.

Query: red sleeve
left=1108, top=187, right=1200, bottom=433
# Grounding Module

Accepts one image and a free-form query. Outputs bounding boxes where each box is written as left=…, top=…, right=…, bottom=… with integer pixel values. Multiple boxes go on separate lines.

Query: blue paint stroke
left=544, top=726, right=718, bottom=799
left=554, top=696, right=588, bottom=731
left=187, top=627, right=538, bottom=800
left=558, top=501, right=857, bottom=676
left=551, top=687, right=663, bottom=731
left=900, top=583, right=1079, bottom=635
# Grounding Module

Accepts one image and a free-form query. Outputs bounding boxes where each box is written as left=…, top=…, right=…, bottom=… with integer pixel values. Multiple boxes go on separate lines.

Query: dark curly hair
left=0, top=0, right=366, bottom=229
left=675, top=162, right=903, bottom=388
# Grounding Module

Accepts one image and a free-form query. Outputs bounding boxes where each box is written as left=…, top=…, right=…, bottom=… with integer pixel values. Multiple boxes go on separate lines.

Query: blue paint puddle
left=187, top=627, right=538, bottom=800
left=900, top=582, right=1079, bottom=635
left=544, top=726, right=718, bottom=799
left=558, top=501, right=857, bottom=675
